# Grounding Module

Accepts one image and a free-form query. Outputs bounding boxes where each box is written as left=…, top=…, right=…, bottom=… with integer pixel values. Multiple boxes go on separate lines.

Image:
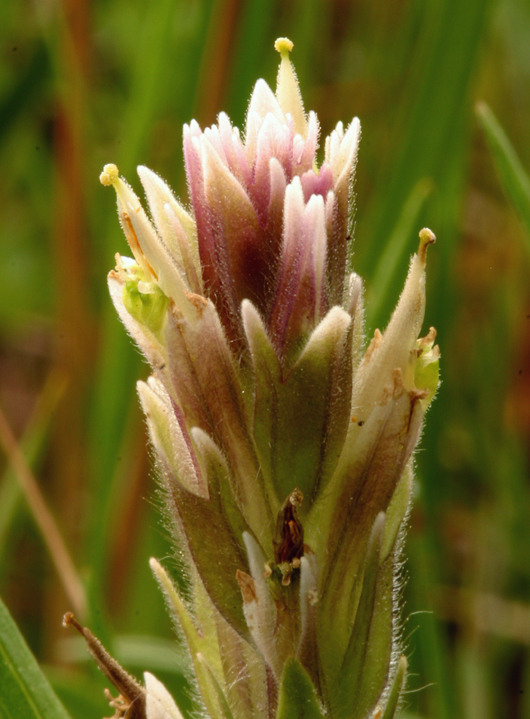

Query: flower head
left=103, top=39, right=360, bottom=362
left=102, top=38, right=439, bottom=719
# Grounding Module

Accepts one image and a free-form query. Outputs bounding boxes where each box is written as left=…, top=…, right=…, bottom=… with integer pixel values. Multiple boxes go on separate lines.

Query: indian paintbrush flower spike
left=97, top=37, right=439, bottom=719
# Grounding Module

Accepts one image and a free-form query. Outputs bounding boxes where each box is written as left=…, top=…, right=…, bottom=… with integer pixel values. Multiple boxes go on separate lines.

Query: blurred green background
left=0, top=0, right=529, bottom=717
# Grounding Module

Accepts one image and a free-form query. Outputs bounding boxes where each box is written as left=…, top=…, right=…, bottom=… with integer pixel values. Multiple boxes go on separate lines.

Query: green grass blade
left=226, top=0, right=277, bottom=123
left=360, top=0, right=492, bottom=275
left=0, top=597, right=72, bottom=719
left=0, top=371, right=66, bottom=557
left=476, top=101, right=530, bottom=255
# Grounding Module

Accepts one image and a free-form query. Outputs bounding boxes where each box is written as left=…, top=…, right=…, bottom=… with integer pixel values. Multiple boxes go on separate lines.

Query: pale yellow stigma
left=99, top=163, right=120, bottom=187
left=274, top=37, right=307, bottom=138
left=274, top=37, right=294, bottom=56
left=418, top=227, right=436, bottom=262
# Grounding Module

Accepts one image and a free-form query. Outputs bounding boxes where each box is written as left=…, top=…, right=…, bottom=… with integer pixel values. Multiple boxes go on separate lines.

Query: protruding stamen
left=100, top=164, right=158, bottom=281
left=274, top=37, right=307, bottom=138
left=418, top=227, right=436, bottom=263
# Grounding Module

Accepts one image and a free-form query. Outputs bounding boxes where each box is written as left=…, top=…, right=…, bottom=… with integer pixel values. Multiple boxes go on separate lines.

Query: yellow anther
left=418, top=227, right=436, bottom=262
left=274, top=37, right=294, bottom=56
left=99, top=163, right=120, bottom=187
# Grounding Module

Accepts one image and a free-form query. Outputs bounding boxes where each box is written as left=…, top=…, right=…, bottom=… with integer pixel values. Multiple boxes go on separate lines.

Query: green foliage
left=476, top=101, right=530, bottom=255
left=0, top=597, right=71, bottom=719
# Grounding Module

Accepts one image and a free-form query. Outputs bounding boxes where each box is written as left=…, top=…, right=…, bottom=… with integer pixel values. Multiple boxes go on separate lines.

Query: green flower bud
left=123, top=274, right=169, bottom=337
left=415, top=326, right=441, bottom=409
